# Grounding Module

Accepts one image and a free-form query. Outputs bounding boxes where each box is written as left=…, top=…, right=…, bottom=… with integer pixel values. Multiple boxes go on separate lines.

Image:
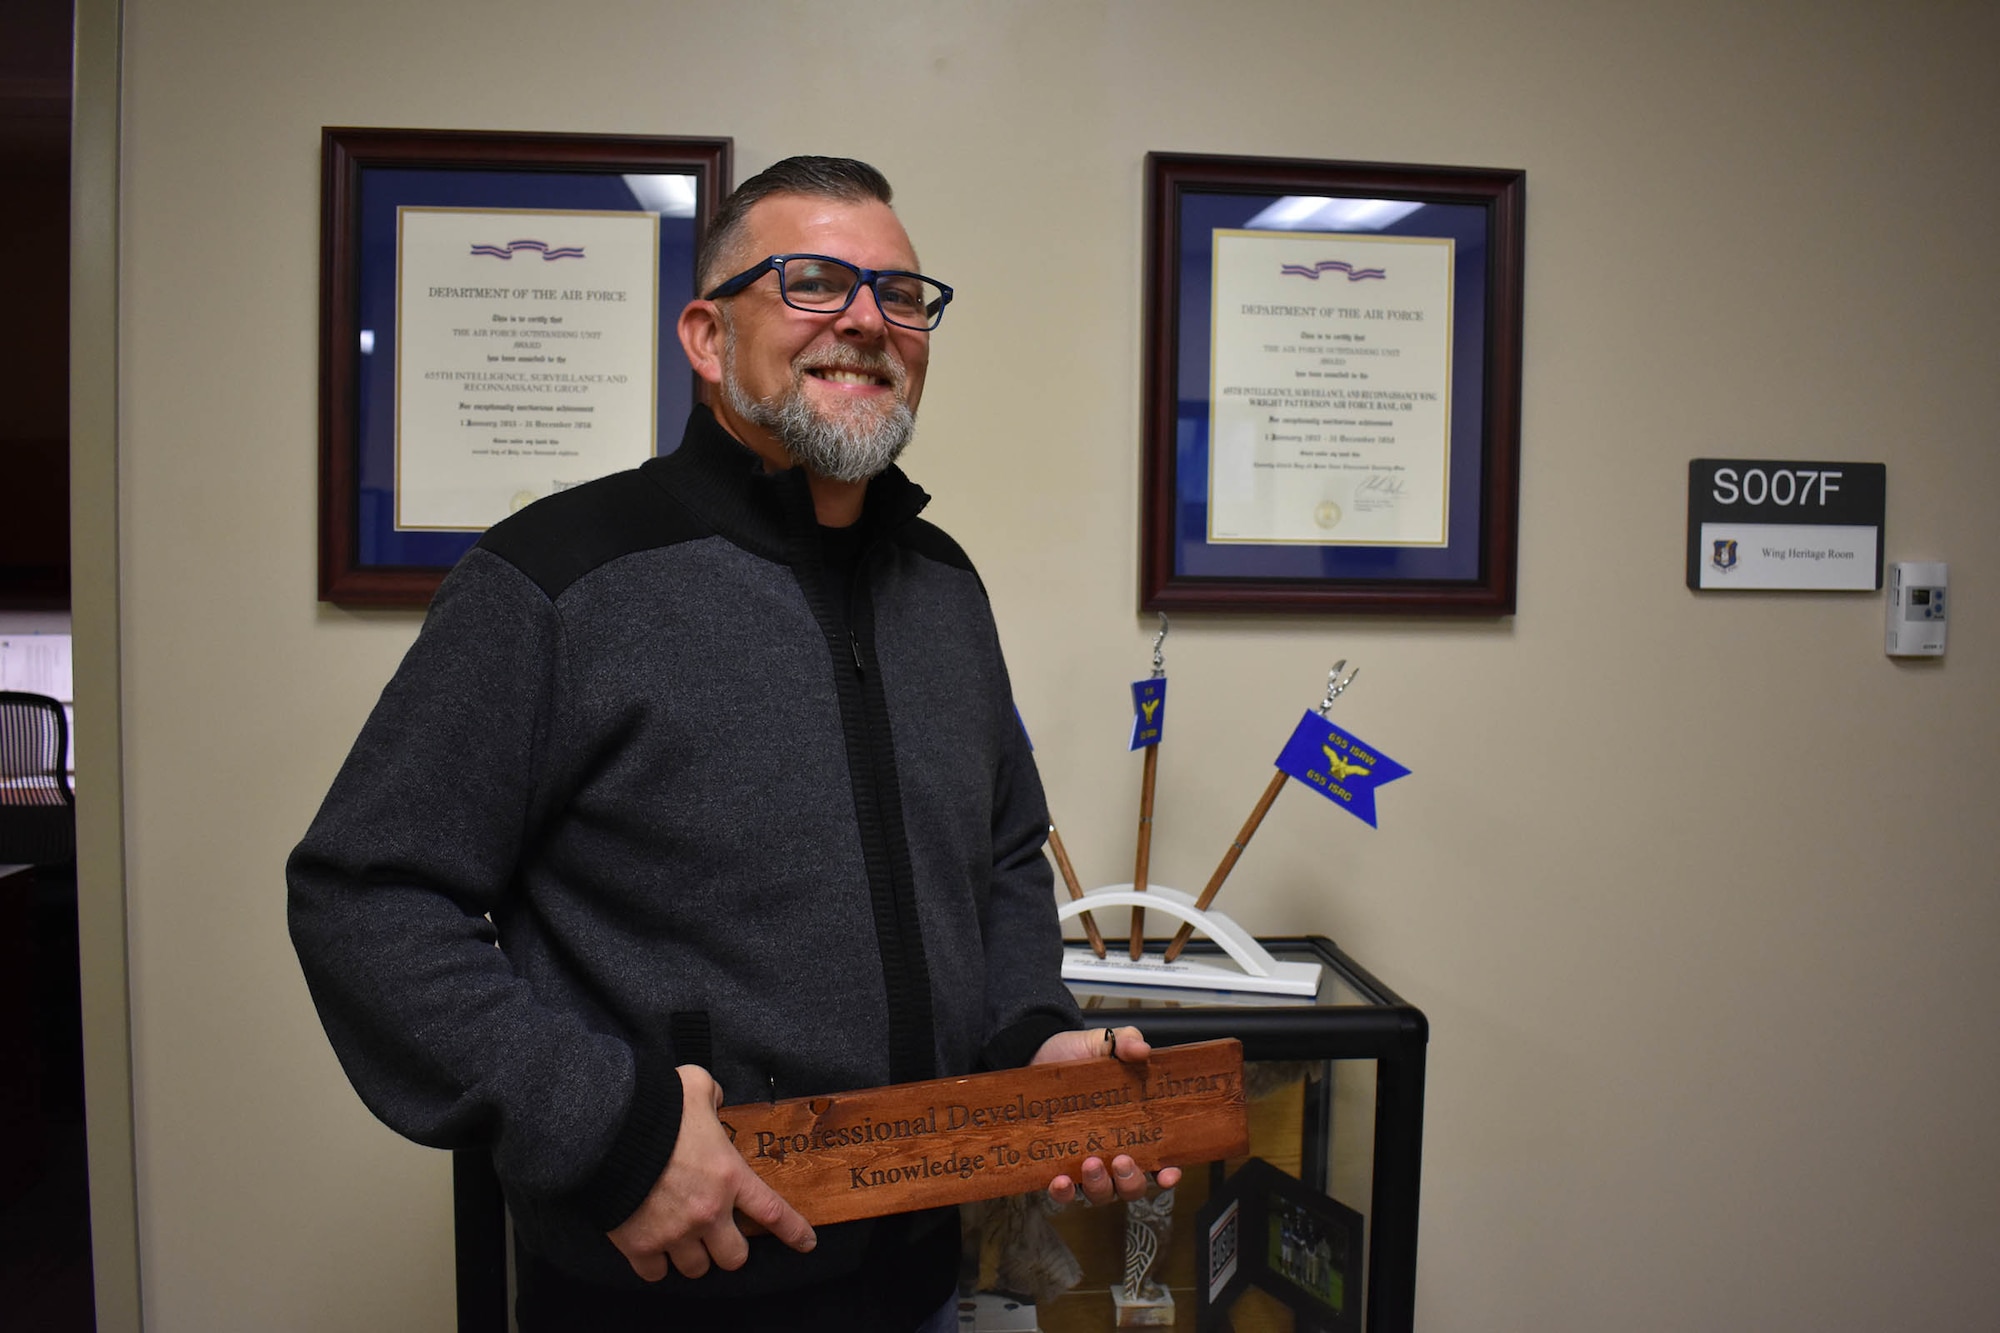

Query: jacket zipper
left=807, top=524, right=937, bottom=1088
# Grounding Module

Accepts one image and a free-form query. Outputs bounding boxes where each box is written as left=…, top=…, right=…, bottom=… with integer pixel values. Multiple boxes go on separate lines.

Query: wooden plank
left=719, top=1039, right=1247, bottom=1226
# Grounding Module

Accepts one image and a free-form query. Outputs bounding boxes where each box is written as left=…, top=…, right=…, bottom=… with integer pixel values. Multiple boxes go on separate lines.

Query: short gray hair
left=697, top=156, right=896, bottom=291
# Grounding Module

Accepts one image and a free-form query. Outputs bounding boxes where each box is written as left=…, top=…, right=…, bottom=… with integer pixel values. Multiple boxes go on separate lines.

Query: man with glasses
left=291, top=157, right=1174, bottom=1332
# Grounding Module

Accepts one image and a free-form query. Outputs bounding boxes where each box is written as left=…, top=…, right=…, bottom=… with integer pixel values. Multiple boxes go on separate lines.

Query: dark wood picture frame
left=318, top=127, right=731, bottom=608
left=1141, top=152, right=1525, bottom=615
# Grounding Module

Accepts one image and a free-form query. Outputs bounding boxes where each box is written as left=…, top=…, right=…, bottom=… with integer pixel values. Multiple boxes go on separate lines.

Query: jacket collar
left=643, top=405, right=931, bottom=563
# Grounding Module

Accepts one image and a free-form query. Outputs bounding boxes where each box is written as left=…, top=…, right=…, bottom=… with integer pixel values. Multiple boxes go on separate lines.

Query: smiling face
left=679, top=192, right=931, bottom=484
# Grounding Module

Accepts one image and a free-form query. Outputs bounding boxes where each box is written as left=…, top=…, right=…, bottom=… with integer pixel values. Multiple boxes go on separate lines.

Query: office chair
left=0, top=692, right=75, bottom=866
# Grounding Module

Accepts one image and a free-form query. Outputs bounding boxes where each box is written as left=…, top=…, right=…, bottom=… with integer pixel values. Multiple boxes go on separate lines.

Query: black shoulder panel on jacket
left=477, top=466, right=711, bottom=600
left=896, top=518, right=979, bottom=579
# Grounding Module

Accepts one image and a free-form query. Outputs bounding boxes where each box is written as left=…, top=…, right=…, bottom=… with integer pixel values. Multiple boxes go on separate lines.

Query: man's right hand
left=606, top=1065, right=817, bottom=1281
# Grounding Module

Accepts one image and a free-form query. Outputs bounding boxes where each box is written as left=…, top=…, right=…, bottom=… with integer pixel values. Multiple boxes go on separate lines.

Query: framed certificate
left=319, top=127, right=731, bottom=607
left=1141, top=153, right=1525, bottom=614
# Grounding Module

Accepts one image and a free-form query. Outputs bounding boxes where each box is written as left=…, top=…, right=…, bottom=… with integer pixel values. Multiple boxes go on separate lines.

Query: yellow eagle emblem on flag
left=1322, top=745, right=1369, bottom=783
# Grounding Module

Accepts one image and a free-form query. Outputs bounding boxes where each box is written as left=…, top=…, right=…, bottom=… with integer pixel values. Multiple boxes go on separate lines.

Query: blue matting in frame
left=352, top=168, right=699, bottom=570
left=1171, top=192, right=1490, bottom=583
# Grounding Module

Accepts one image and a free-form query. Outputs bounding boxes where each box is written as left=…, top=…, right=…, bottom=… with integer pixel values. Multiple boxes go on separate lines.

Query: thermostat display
left=1886, top=562, right=1947, bottom=657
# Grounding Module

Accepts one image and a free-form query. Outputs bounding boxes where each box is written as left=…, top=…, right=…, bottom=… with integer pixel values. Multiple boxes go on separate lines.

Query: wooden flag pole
left=1129, top=744, right=1159, bottom=959
left=1161, top=770, right=1289, bottom=963
left=1129, top=614, right=1169, bottom=960
left=1047, top=822, right=1107, bottom=958
left=1161, top=660, right=1359, bottom=964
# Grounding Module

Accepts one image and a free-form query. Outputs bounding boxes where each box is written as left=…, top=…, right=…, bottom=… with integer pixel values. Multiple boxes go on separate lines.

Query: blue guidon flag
left=1274, top=711, right=1410, bottom=827
left=1129, top=678, right=1167, bottom=750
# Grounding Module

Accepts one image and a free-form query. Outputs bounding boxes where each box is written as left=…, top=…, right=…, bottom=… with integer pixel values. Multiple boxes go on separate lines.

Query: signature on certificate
left=1353, top=473, right=1407, bottom=513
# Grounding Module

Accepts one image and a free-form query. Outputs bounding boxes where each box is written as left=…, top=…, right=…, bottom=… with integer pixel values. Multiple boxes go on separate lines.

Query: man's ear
left=677, top=300, right=726, bottom=386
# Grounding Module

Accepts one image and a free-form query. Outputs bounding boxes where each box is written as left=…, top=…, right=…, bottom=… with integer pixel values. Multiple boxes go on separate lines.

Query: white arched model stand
left=1056, top=886, right=1321, bottom=997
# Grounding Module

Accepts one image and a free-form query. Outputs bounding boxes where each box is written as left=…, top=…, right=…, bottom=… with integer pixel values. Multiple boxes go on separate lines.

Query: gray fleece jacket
left=288, top=405, right=1079, bottom=1303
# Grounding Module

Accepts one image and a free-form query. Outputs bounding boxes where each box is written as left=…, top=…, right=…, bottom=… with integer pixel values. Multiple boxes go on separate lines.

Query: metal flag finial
left=1318, top=660, right=1360, bottom=716
left=1150, top=612, right=1170, bottom=678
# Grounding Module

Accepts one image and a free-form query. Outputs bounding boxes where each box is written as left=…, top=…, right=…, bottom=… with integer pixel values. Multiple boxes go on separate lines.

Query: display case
left=959, top=936, right=1424, bottom=1333
left=452, top=936, right=1425, bottom=1333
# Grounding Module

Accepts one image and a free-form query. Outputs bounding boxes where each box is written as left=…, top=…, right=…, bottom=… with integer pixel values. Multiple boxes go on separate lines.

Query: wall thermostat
left=1886, top=562, right=1947, bottom=657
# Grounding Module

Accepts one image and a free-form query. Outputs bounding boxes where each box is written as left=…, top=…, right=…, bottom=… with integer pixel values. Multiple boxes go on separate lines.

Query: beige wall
left=100, top=1, right=1999, bottom=1328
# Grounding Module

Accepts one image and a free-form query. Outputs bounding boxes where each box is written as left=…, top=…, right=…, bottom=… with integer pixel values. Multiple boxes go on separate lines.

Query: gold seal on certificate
left=1207, top=229, right=1454, bottom=547
left=394, top=205, right=663, bottom=531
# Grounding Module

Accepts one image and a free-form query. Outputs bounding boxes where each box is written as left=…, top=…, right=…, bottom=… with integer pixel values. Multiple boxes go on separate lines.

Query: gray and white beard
left=721, top=326, right=916, bottom=484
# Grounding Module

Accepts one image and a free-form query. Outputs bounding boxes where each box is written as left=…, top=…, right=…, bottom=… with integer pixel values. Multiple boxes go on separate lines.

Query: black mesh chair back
left=0, top=691, right=76, bottom=865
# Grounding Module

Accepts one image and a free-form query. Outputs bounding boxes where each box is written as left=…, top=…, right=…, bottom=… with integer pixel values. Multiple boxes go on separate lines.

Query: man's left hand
left=1029, top=1025, right=1184, bottom=1206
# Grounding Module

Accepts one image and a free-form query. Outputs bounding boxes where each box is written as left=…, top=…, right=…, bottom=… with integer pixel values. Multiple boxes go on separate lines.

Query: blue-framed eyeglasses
left=703, top=253, right=954, bottom=331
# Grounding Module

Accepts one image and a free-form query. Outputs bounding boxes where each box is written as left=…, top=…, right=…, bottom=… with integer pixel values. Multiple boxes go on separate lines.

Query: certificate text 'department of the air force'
left=1208, top=229, right=1454, bottom=546
left=396, top=206, right=660, bottom=531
